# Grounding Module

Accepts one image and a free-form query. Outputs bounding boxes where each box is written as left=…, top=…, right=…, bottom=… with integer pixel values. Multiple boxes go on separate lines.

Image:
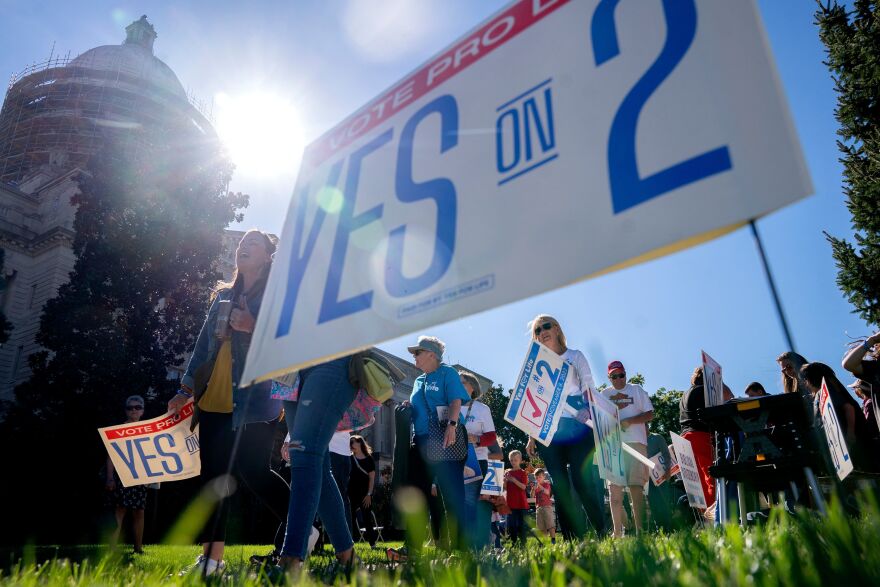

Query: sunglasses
left=126, top=405, right=144, bottom=410
left=534, top=322, right=554, bottom=335
left=412, top=349, right=424, bottom=357
left=609, top=373, right=626, bottom=380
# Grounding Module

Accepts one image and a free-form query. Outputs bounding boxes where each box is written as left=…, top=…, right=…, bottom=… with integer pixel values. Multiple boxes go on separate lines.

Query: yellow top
left=198, top=340, right=234, bottom=414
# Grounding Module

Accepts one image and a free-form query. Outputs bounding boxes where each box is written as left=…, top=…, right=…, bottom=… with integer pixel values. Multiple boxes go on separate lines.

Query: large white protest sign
left=98, top=402, right=200, bottom=487
left=504, top=341, right=569, bottom=446
left=242, top=0, right=812, bottom=384
left=702, top=351, right=724, bottom=407
left=671, top=432, right=707, bottom=508
left=480, top=460, right=505, bottom=496
left=818, top=378, right=854, bottom=481
left=589, top=390, right=626, bottom=485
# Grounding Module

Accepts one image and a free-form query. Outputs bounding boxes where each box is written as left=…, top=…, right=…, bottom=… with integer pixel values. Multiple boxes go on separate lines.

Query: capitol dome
left=69, top=44, right=187, bottom=101
left=0, top=15, right=215, bottom=183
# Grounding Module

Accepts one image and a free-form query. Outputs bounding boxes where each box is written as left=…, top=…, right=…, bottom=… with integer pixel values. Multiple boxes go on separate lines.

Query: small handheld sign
left=504, top=341, right=569, bottom=446
left=701, top=351, right=724, bottom=408
left=649, top=448, right=679, bottom=486
left=818, top=378, right=854, bottom=481
left=671, top=432, right=708, bottom=508
left=589, top=389, right=626, bottom=485
left=480, top=460, right=505, bottom=496
left=98, top=402, right=200, bottom=487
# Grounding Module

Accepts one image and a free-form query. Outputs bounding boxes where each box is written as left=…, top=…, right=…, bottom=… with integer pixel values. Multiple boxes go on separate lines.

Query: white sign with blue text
left=505, top=341, right=570, bottom=446
left=589, top=389, right=627, bottom=486
left=818, top=378, right=854, bottom=481
left=702, top=351, right=724, bottom=408
left=480, top=459, right=505, bottom=496
left=98, top=402, right=200, bottom=487
left=242, top=0, right=812, bottom=384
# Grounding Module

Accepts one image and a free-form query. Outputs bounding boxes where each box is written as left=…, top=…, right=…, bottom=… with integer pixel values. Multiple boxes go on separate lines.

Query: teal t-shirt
left=410, top=364, right=471, bottom=436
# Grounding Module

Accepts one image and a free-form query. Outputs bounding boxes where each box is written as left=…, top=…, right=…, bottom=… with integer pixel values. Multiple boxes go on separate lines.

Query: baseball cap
left=607, top=360, right=625, bottom=374
left=407, top=336, right=444, bottom=359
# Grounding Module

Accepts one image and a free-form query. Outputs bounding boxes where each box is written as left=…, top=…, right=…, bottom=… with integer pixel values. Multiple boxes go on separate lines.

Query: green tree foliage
left=0, top=134, right=247, bottom=543
left=0, top=249, right=11, bottom=345
left=817, top=1, right=880, bottom=327
left=482, top=384, right=530, bottom=462
left=648, top=387, right=683, bottom=442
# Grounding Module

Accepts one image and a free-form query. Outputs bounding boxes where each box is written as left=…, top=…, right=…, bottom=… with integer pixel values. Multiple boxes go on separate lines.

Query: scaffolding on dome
left=0, top=56, right=215, bottom=184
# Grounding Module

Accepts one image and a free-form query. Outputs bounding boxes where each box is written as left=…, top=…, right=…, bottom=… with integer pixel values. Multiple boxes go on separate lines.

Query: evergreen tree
left=0, top=249, right=11, bottom=345
left=0, top=134, right=247, bottom=543
left=817, top=1, right=880, bottom=327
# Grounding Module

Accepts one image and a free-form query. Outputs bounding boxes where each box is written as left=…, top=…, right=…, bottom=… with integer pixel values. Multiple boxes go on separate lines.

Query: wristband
left=176, top=388, right=193, bottom=398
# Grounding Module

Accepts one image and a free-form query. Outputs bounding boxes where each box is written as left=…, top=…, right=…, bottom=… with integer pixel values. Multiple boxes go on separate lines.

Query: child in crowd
left=504, top=450, right=530, bottom=545
left=533, top=469, right=556, bottom=544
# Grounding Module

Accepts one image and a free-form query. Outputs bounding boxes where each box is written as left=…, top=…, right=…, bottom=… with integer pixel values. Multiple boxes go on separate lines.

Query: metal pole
left=749, top=220, right=797, bottom=352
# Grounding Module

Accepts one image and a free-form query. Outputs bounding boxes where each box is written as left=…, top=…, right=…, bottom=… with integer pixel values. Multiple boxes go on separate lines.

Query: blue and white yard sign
left=702, top=351, right=724, bottom=408
left=481, top=459, right=505, bottom=496
left=242, top=0, right=812, bottom=384
left=589, top=389, right=627, bottom=485
left=505, top=341, right=570, bottom=446
left=818, top=378, right=854, bottom=481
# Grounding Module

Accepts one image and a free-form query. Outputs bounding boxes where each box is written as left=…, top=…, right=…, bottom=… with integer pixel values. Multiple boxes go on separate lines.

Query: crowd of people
left=134, top=230, right=880, bottom=578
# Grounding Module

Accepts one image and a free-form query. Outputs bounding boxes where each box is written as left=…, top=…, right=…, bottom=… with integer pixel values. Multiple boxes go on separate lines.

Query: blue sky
left=0, top=0, right=872, bottom=395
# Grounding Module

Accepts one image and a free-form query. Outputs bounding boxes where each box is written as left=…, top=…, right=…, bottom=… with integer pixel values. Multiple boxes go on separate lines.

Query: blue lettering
left=111, top=440, right=139, bottom=480
left=133, top=437, right=161, bottom=478
left=154, top=433, right=184, bottom=475
left=523, top=89, right=555, bottom=160
left=495, top=109, right=520, bottom=173
left=275, top=161, right=345, bottom=337
left=591, top=0, right=732, bottom=213
left=386, top=94, right=459, bottom=298
left=318, top=130, right=392, bottom=324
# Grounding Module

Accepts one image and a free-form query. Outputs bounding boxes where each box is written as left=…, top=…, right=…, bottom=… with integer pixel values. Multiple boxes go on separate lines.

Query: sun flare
left=214, top=91, right=305, bottom=178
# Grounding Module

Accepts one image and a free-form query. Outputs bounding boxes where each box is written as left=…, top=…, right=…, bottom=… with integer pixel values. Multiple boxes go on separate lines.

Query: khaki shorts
left=536, top=505, right=555, bottom=531
left=620, top=442, right=649, bottom=486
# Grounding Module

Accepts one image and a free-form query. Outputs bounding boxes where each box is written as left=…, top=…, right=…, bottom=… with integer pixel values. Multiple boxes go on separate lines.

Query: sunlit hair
left=212, top=229, right=277, bottom=300
left=459, top=370, right=481, bottom=399
left=349, top=434, right=373, bottom=456
left=528, top=314, right=567, bottom=350
left=690, top=367, right=704, bottom=387
left=777, top=351, right=809, bottom=394
left=508, top=449, right=522, bottom=460
left=534, top=468, right=546, bottom=478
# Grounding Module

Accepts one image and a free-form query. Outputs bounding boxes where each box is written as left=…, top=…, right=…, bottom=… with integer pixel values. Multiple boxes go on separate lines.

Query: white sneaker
left=307, top=526, right=320, bottom=557
left=180, top=555, right=226, bottom=577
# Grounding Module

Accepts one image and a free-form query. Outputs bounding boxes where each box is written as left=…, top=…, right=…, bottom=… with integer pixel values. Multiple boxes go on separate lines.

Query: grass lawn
left=2, top=499, right=880, bottom=586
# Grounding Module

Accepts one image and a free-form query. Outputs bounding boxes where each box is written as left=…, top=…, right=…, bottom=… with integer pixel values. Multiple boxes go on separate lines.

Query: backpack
left=348, top=348, right=406, bottom=403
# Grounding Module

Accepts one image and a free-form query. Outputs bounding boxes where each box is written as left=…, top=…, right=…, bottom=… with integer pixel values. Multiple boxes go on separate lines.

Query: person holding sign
left=801, top=362, right=872, bottom=470
left=105, top=395, right=148, bottom=554
left=403, top=336, right=471, bottom=553
left=678, top=367, right=715, bottom=509
left=460, top=370, right=500, bottom=550
left=524, top=315, right=606, bottom=538
left=167, top=230, right=287, bottom=576
left=601, top=361, right=653, bottom=537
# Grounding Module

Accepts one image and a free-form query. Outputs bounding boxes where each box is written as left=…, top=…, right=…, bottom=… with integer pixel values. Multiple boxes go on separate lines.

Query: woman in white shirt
left=524, top=315, right=606, bottom=537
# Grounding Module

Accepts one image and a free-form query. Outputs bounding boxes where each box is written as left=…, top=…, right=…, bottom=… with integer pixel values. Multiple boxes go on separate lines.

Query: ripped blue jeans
left=281, top=356, right=356, bottom=558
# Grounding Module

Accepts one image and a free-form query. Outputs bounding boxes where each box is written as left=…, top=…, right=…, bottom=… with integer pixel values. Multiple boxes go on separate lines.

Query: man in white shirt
left=601, top=360, right=653, bottom=537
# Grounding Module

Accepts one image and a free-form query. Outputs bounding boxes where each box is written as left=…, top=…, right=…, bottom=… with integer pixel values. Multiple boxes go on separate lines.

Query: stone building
left=0, top=16, right=216, bottom=401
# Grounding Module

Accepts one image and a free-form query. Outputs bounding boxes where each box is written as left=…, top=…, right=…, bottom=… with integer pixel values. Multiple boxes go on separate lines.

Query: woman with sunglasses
left=524, top=315, right=606, bottom=538
left=105, top=395, right=148, bottom=554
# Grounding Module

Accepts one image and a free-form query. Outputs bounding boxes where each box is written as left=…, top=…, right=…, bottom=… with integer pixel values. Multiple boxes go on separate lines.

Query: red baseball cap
left=607, top=360, right=625, bottom=374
